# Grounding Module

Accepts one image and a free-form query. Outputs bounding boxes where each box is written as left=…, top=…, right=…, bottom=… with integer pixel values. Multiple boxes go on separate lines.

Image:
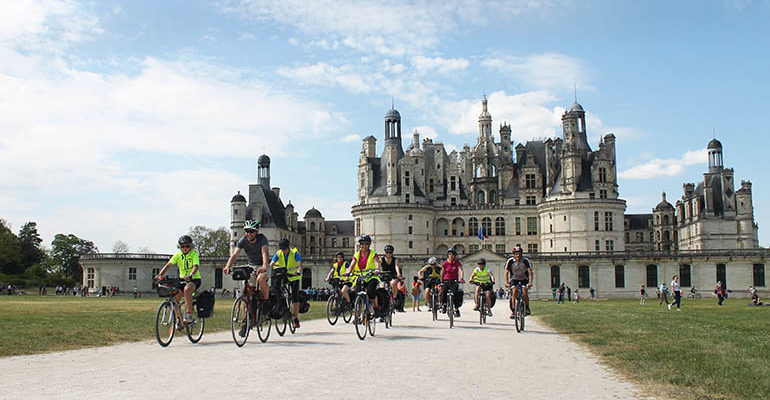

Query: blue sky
left=1, top=0, right=768, bottom=253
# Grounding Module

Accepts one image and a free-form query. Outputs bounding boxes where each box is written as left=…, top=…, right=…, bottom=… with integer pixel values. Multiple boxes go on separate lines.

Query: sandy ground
left=0, top=302, right=645, bottom=400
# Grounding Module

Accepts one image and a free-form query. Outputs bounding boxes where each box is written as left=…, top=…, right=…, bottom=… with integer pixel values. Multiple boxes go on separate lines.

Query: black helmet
left=358, top=235, right=372, bottom=244
left=178, top=235, right=193, bottom=245
left=335, top=251, right=344, bottom=257
left=447, top=248, right=457, bottom=255
left=477, top=258, right=486, bottom=265
left=279, top=238, right=290, bottom=249
left=384, top=244, right=394, bottom=253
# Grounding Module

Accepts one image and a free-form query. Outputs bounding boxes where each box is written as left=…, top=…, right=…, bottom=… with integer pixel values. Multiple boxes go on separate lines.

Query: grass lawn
left=533, top=298, right=770, bottom=400
left=0, top=295, right=328, bottom=357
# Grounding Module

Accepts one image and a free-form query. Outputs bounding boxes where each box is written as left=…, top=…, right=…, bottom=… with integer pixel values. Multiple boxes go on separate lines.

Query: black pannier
left=195, top=291, right=215, bottom=318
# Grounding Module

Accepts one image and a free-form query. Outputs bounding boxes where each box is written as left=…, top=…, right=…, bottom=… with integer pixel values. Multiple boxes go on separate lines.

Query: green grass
left=0, top=295, right=327, bottom=357
left=534, top=298, right=770, bottom=400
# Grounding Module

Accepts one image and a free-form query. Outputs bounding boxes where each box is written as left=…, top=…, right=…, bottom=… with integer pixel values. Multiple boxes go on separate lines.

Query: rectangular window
left=680, top=264, right=692, bottom=287
left=408, top=214, right=413, bottom=221
left=605, top=240, right=614, bottom=251
left=600, top=189, right=608, bottom=199
left=550, top=266, right=560, bottom=288
left=128, top=267, right=137, bottom=281
left=526, top=195, right=536, bottom=205
left=754, top=264, right=766, bottom=287
left=589, top=192, right=595, bottom=199
left=636, top=232, right=644, bottom=242
left=615, top=265, right=625, bottom=288
left=599, top=167, right=607, bottom=183
left=331, top=238, right=337, bottom=248
left=483, top=244, right=492, bottom=251
left=355, top=218, right=361, bottom=236
left=87, top=268, right=95, bottom=288
left=578, top=265, right=590, bottom=288
left=550, top=239, right=553, bottom=248
left=451, top=197, right=457, bottom=206
left=495, top=244, right=506, bottom=253
left=343, top=238, right=350, bottom=247
left=646, top=265, right=658, bottom=288
left=604, top=212, right=613, bottom=231
left=515, top=217, right=521, bottom=235
left=429, top=179, right=434, bottom=193
left=469, top=244, right=479, bottom=253
left=527, top=243, right=538, bottom=253
left=525, top=174, right=536, bottom=189
left=594, top=211, right=600, bottom=231
left=450, top=176, right=456, bottom=191
left=405, top=171, right=410, bottom=186
left=408, top=226, right=413, bottom=234
left=405, top=194, right=410, bottom=203
left=595, top=240, right=600, bottom=251
left=526, top=217, right=537, bottom=235
left=408, top=241, right=413, bottom=249
left=514, top=199, right=520, bottom=205
left=152, top=268, right=160, bottom=289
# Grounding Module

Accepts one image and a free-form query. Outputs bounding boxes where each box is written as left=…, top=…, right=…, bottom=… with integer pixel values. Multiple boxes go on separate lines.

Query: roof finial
left=391, top=93, right=394, bottom=110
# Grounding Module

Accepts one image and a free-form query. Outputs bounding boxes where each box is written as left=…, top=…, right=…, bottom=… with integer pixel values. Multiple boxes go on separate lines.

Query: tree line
left=0, top=219, right=229, bottom=288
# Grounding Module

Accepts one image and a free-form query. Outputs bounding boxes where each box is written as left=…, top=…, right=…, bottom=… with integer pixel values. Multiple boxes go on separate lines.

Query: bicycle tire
left=518, top=296, right=526, bottom=332
left=256, top=307, right=271, bottom=343
left=354, top=295, right=367, bottom=340
left=478, top=294, right=485, bottom=325
left=367, top=303, right=376, bottom=336
left=448, top=293, right=454, bottom=329
left=185, top=311, right=205, bottom=344
left=275, top=313, right=287, bottom=336
left=431, top=292, right=438, bottom=321
left=326, top=295, right=339, bottom=326
left=288, top=312, right=296, bottom=334
left=231, top=296, right=250, bottom=347
left=384, top=295, right=393, bottom=329
left=154, top=301, right=175, bottom=347
left=342, top=298, right=353, bottom=323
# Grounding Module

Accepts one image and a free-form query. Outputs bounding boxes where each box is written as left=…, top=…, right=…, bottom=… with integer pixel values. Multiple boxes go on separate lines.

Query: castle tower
left=257, top=154, right=270, bottom=188
left=478, top=94, right=492, bottom=138
left=708, top=138, right=723, bottom=173
left=653, top=192, right=677, bottom=252
left=383, top=107, right=404, bottom=197
left=736, top=181, right=759, bottom=248
left=230, top=191, right=247, bottom=250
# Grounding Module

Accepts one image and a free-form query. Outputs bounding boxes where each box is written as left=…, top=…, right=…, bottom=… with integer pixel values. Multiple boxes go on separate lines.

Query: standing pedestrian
left=669, top=275, right=682, bottom=311
left=659, top=283, right=669, bottom=306
left=566, top=286, right=572, bottom=303
left=590, top=287, right=596, bottom=300
left=411, top=276, right=422, bottom=312
left=640, top=285, right=646, bottom=305
left=715, top=281, right=725, bottom=306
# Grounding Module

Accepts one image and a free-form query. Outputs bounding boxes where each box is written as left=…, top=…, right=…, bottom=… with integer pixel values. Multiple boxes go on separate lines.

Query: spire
left=478, top=94, right=492, bottom=137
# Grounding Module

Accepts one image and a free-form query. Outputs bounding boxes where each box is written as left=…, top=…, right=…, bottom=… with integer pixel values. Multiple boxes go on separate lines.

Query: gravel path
left=0, top=302, right=644, bottom=400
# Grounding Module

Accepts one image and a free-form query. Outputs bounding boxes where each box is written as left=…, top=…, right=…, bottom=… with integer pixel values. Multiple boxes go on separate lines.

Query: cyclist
left=224, top=220, right=269, bottom=336
left=344, top=235, right=382, bottom=313
left=505, top=246, right=533, bottom=318
left=325, top=251, right=353, bottom=303
left=470, top=258, right=495, bottom=315
left=380, top=244, right=403, bottom=300
left=440, top=248, right=465, bottom=317
left=155, top=235, right=201, bottom=325
left=270, top=238, right=303, bottom=329
left=418, top=257, right=442, bottom=311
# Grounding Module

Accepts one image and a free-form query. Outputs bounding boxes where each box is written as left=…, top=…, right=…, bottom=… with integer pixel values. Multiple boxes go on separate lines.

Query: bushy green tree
left=19, top=222, right=46, bottom=270
left=0, top=219, right=22, bottom=275
left=187, top=225, right=230, bottom=257
left=50, top=234, right=98, bottom=280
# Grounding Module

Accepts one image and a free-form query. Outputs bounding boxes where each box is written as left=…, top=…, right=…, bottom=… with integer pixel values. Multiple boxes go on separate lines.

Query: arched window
left=476, top=191, right=485, bottom=205
left=310, top=221, right=316, bottom=231
left=663, top=215, right=669, bottom=225
left=481, top=217, right=492, bottom=237
left=489, top=191, right=497, bottom=205
left=468, top=217, right=479, bottom=237
left=495, top=217, right=505, bottom=235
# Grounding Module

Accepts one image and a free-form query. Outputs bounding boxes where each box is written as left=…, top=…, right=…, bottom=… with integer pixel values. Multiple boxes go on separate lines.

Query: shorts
left=288, top=280, right=300, bottom=302
left=509, top=279, right=529, bottom=287
left=176, top=278, right=201, bottom=292
left=355, top=277, right=379, bottom=300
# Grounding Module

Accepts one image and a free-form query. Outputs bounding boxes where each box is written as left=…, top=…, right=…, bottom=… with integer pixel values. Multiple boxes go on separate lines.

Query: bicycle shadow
left=262, top=340, right=346, bottom=346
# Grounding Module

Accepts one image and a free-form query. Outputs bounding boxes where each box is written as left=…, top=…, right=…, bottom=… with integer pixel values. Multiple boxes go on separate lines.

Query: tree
left=19, top=222, right=46, bottom=270
left=188, top=225, right=230, bottom=257
left=112, top=240, right=130, bottom=253
left=50, top=234, right=98, bottom=280
left=0, top=219, right=22, bottom=275
left=136, top=246, right=155, bottom=254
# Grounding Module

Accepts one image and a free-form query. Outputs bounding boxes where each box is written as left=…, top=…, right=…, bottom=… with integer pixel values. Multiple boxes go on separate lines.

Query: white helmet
left=428, top=256, right=437, bottom=265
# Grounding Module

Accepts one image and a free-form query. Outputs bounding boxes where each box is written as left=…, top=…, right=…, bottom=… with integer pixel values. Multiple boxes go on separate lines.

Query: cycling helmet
left=447, top=248, right=457, bottom=255
left=477, top=258, right=486, bottom=265
left=335, top=251, right=344, bottom=257
left=384, top=244, right=394, bottom=253
left=279, top=238, right=290, bottom=249
left=512, top=246, right=523, bottom=254
left=358, top=235, right=372, bottom=244
left=178, top=235, right=193, bottom=245
left=244, top=220, right=260, bottom=230
left=428, top=256, right=438, bottom=265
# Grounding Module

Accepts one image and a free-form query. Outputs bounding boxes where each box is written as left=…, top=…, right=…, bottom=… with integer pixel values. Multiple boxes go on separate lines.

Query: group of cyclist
left=156, top=219, right=535, bottom=334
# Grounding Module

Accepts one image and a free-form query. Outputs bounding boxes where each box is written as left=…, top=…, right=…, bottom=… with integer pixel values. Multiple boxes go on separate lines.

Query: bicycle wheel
left=275, top=313, right=287, bottom=336
left=342, top=297, right=354, bottom=324
left=448, top=293, right=454, bottom=329
left=384, top=296, right=393, bottom=329
left=431, top=293, right=438, bottom=321
left=231, top=296, right=250, bottom=347
left=518, top=297, right=526, bottom=332
left=256, top=307, right=271, bottom=343
left=185, top=312, right=205, bottom=344
left=367, top=304, right=376, bottom=336
left=478, top=295, right=485, bottom=325
left=326, top=295, right=339, bottom=326
left=288, top=310, right=296, bottom=334
left=154, top=301, right=175, bottom=347
left=354, top=295, right=367, bottom=340
left=514, top=297, right=523, bottom=333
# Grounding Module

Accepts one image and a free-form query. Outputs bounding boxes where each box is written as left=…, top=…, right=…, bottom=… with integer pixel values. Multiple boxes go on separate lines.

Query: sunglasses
left=180, top=245, right=190, bottom=249
left=245, top=229, right=257, bottom=233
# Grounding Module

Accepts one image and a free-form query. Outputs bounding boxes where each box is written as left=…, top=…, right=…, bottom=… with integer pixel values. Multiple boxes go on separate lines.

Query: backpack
left=195, top=291, right=215, bottom=318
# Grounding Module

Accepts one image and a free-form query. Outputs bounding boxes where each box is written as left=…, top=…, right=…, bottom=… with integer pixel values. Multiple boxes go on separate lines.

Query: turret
left=230, top=191, right=247, bottom=249
left=257, top=154, right=270, bottom=188
left=478, top=94, right=492, bottom=138
left=708, top=138, right=723, bottom=173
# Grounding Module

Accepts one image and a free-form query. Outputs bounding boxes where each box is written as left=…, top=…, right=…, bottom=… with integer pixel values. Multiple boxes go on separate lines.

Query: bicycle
left=508, top=280, right=527, bottom=333
left=424, top=278, right=441, bottom=322
left=351, top=270, right=380, bottom=340
left=154, top=277, right=206, bottom=347
left=326, top=278, right=353, bottom=325
left=272, top=269, right=302, bottom=336
left=442, top=279, right=461, bottom=329
left=229, top=266, right=271, bottom=346
left=380, top=272, right=396, bottom=329
left=471, top=281, right=494, bottom=325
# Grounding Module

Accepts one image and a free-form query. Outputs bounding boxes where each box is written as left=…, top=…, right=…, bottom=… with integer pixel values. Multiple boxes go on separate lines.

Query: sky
left=1, top=0, right=769, bottom=254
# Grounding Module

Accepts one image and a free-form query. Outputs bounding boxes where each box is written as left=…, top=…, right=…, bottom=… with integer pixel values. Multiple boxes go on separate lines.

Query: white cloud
left=342, top=134, right=362, bottom=143
left=277, top=62, right=379, bottom=93
left=0, top=0, right=101, bottom=51
left=444, top=90, right=564, bottom=141
left=238, top=32, right=256, bottom=40
left=618, top=149, right=707, bottom=179
left=482, top=53, right=591, bottom=91
left=411, top=55, right=469, bottom=74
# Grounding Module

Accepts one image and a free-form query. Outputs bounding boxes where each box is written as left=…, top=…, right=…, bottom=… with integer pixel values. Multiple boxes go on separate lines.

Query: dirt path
left=0, top=302, right=644, bottom=399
